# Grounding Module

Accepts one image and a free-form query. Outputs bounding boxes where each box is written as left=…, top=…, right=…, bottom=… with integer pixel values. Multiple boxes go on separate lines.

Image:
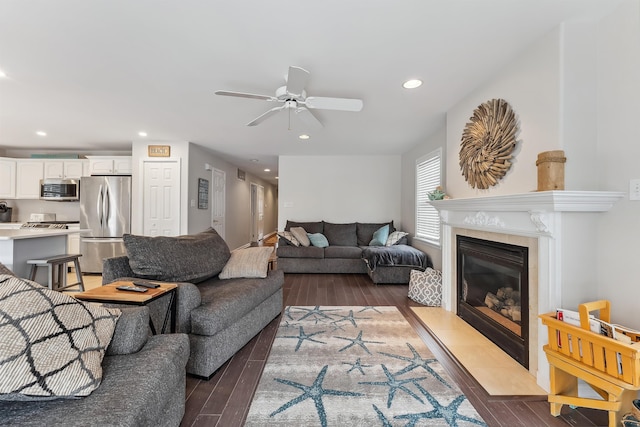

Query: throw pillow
left=408, top=268, right=442, bottom=306
left=307, top=233, right=329, bottom=248
left=386, top=231, right=409, bottom=246
left=290, top=227, right=311, bottom=247
left=277, top=231, right=299, bottom=247
left=0, top=274, right=121, bottom=400
left=124, top=228, right=230, bottom=283
left=219, top=247, right=274, bottom=279
left=369, top=224, right=390, bottom=246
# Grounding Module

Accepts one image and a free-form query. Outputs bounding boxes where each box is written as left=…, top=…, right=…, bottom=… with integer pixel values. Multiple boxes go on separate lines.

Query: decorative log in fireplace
left=457, top=236, right=529, bottom=368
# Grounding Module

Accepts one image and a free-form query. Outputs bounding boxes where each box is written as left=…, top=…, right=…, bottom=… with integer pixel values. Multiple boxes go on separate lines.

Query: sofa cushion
left=369, top=224, right=390, bottom=246
left=308, top=233, right=329, bottom=248
left=323, top=222, right=357, bottom=246
left=285, top=220, right=324, bottom=234
left=190, top=271, right=283, bottom=336
left=386, top=231, right=409, bottom=246
left=356, top=221, right=395, bottom=246
left=219, top=247, right=273, bottom=279
left=324, top=246, right=363, bottom=259
left=123, top=228, right=230, bottom=283
left=0, top=275, right=120, bottom=400
left=106, top=307, right=149, bottom=356
left=277, top=231, right=299, bottom=246
left=290, top=227, right=311, bottom=247
left=277, top=245, right=324, bottom=259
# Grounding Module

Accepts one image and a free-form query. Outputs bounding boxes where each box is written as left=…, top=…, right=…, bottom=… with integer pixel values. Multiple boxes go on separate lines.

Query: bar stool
left=27, top=254, right=85, bottom=292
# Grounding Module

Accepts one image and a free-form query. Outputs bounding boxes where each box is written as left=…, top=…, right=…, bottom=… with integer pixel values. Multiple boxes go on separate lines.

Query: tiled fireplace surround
left=430, top=191, right=624, bottom=391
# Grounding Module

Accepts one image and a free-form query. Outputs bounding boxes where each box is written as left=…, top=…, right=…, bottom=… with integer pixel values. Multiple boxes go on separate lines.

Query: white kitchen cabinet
left=87, top=156, right=132, bottom=175
left=16, top=160, right=44, bottom=199
left=44, top=160, right=86, bottom=179
left=0, top=158, right=16, bottom=199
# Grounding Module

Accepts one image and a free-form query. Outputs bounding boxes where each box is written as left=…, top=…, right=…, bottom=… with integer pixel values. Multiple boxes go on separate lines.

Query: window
left=416, top=149, right=442, bottom=244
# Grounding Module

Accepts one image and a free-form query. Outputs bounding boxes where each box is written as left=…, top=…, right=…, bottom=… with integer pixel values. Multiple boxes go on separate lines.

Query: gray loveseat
left=0, top=306, right=190, bottom=426
left=102, top=228, right=284, bottom=379
left=277, top=220, right=432, bottom=284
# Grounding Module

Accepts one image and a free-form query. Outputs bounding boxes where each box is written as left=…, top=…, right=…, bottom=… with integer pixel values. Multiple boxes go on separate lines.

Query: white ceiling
left=0, top=0, right=620, bottom=184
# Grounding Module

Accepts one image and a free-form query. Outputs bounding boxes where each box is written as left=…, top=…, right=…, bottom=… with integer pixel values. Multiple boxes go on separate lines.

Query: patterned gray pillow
left=408, top=268, right=442, bottom=306
left=124, top=228, right=230, bottom=283
left=0, top=275, right=121, bottom=400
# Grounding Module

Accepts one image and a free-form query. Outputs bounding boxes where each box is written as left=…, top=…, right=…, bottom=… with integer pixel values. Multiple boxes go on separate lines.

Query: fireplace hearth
left=457, top=235, right=529, bottom=368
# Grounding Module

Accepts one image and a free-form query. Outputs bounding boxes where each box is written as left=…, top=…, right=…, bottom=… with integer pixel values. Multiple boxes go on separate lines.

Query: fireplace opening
left=457, top=236, right=529, bottom=368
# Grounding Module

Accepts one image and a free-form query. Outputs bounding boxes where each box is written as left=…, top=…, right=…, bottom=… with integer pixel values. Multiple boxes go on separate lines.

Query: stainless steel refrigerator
left=79, top=176, right=132, bottom=273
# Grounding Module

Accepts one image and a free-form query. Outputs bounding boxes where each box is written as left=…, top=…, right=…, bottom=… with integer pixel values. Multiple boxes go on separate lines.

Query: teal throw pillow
left=308, top=233, right=329, bottom=248
left=369, top=224, right=390, bottom=246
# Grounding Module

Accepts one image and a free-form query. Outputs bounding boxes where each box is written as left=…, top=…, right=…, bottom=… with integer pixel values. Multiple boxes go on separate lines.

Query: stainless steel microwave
left=40, top=179, right=80, bottom=201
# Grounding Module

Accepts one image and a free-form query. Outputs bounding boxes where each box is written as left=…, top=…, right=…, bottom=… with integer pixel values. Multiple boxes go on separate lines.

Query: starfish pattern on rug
left=270, top=365, right=363, bottom=427
left=281, top=326, right=326, bottom=351
left=335, top=330, right=384, bottom=354
left=359, top=364, right=427, bottom=408
left=379, top=342, right=451, bottom=387
left=330, top=309, right=370, bottom=328
left=406, top=381, right=488, bottom=426
left=358, top=306, right=383, bottom=314
left=295, top=306, right=339, bottom=323
left=342, top=357, right=373, bottom=375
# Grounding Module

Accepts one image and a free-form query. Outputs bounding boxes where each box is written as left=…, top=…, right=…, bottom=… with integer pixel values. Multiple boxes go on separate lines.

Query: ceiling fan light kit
left=215, top=66, right=363, bottom=129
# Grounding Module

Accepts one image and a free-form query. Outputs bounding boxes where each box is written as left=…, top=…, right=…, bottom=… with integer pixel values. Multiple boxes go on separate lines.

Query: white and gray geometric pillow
left=0, top=274, right=121, bottom=400
left=408, top=268, right=442, bottom=306
left=385, top=231, right=409, bottom=246
left=277, top=231, right=300, bottom=247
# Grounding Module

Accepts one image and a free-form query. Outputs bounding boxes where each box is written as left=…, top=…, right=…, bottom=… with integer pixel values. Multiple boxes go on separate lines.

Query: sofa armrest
left=106, top=306, right=150, bottom=355
left=102, top=256, right=136, bottom=284
left=175, top=282, right=201, bottom=334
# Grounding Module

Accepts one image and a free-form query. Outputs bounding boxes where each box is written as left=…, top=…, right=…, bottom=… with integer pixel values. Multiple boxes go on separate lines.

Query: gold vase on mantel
left=536, top=150, right=566, bottom=191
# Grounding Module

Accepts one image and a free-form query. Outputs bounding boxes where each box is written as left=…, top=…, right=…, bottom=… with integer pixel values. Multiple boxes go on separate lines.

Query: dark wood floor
left=180, top=273, right=607, bottom=427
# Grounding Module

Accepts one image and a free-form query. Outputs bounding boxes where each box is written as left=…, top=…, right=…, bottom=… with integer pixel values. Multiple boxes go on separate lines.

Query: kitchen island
left=0, top=228, right=83, bottom=283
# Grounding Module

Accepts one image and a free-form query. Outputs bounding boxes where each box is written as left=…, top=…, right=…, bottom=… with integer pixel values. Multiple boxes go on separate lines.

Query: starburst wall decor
left=459, top=98, right=519, bottom=189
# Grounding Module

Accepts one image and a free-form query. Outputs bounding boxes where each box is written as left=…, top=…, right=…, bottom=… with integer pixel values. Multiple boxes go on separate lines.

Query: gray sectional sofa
left=1, top=306, right=190, bottom=427
left=277, top=220, right=432, bottom=284
left=102, top=228, right=284, bottom=379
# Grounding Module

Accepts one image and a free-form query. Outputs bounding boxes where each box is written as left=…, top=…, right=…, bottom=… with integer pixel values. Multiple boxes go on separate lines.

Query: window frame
left=415, top=148, right=442, bottom=246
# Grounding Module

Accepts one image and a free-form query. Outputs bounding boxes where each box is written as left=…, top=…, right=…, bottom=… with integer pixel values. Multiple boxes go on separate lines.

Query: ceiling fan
left=214, top=66, right=363, bottom=129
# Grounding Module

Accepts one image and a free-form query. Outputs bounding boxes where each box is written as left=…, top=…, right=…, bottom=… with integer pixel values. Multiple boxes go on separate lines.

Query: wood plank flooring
left=181, top=273, right=608, bottom=427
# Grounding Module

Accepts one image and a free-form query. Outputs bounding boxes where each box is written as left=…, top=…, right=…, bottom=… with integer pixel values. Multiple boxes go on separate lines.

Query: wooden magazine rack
left=540, top=300, right=640, bottom=427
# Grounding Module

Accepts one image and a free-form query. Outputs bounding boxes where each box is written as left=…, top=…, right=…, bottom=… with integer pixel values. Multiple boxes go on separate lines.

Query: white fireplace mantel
left=428, top=190, right=625, bottom=391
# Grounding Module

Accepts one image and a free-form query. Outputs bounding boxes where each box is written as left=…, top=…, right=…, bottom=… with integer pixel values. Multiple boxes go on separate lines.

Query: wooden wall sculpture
left=459, top=98, right=519, bottom=189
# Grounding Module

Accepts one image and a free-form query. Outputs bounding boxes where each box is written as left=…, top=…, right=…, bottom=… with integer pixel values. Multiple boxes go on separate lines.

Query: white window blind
left=416, top=149, right=441, bottom=243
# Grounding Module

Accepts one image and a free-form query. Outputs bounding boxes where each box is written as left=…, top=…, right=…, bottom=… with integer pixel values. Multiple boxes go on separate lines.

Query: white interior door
left=211, top=168, right=226, bottom=239
left=250, top=182, right=264, bottom=242
left=143, top=160, right=180, bottom=236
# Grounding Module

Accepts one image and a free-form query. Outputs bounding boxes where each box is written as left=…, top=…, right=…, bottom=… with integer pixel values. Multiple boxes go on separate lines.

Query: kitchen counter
left=0, top=228, right=82, bottom=240
left=0, top=228, right=83, bottom=283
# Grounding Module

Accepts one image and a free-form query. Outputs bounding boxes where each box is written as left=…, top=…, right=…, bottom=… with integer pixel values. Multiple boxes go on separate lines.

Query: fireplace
left=457, top=235, right=529, bottom=368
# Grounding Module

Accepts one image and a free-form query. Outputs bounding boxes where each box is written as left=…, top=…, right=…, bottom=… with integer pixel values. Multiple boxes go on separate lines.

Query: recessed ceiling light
left=36, top=131, right=47, bottom=137
left=250, top=159, right=259, bottom=163
left=299, top=134, right=310, bottom=140
left=0, top=69, right=6, bottom=78
left=264, top=168, right=271, bottom=172
left=138, top=131, right=148, bottom=137
left=402, top=79, right=422, bottom=89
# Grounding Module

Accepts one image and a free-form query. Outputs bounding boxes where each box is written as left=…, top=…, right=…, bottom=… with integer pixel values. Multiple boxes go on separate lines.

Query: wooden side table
left=75, top=281, right=178, bottom=334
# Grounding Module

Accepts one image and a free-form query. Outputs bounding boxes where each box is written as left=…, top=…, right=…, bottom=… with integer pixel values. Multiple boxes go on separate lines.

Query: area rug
left=245, top=306, right=487, bottom=427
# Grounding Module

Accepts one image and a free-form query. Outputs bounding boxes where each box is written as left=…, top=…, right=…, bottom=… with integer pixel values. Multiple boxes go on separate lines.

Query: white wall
left=596, top=0, right=640, bottom=328
left=278, top=155, right=400, bottom=229
left=400, top=127, right=446, bottom=269
left=445, top=27, right=563, bottom=197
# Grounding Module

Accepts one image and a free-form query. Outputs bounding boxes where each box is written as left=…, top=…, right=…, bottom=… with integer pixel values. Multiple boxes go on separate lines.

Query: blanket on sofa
left=361, top=245, right=430, bottom=271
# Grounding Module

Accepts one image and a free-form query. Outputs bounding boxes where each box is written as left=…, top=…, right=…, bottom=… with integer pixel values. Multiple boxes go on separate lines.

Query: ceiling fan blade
left=295, top=107, right=323, bottom=130
left=305, top=96, right=363, bottom=112
left=215, top=90, right=275, bottom=101
left=285, top=66, right=310, bottom=97
left=246, top=105, right=285, bottom=126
